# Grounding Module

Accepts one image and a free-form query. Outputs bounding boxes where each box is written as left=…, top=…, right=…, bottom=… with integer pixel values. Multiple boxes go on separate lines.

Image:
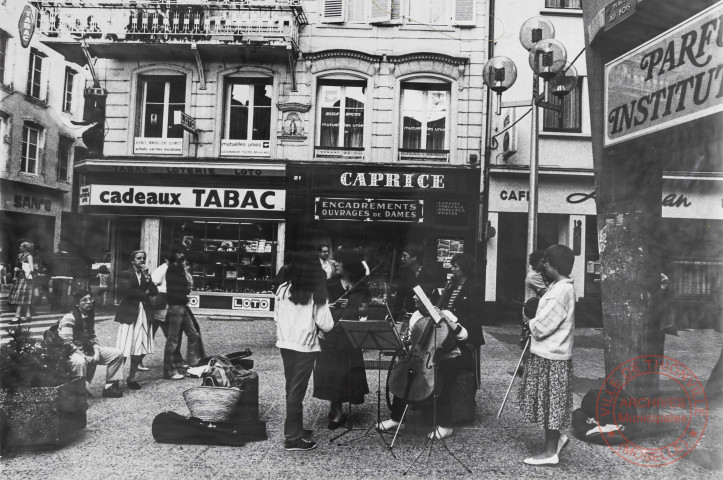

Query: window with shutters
left=315, top=79, right=366, bottom=158
left=221, top=78, right=272, bottom=157
left=27, top=49, right=46, bottom=100
left=545, top=0, right=582, bottom=9
left=21, top=122, right=44, bottom=175
left=63, top=68, right=76, bottom=113
left=320, top=0, right=474, bottom=26
left=58, top=137, right=73, bottom=182
left=407, top=0, right=447, bottom=25
left=399, top=81, right=450, bottom=162
left=543, top=77, right=583, bottom=133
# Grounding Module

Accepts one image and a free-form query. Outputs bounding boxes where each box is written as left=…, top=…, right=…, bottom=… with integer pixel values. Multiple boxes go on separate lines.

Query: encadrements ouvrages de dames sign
left=604, top=2, right=723, bottom=147
left=314, top=197, right=424, bottom=222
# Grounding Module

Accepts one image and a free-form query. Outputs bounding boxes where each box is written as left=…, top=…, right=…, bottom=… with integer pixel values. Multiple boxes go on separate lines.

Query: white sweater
left=274, top=282, right=334, bottom=353
left=529, top=279, right=576, bottom=361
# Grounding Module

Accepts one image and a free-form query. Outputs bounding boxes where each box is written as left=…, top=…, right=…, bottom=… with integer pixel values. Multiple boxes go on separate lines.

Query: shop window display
left=161, top=220, right=277, bottom=294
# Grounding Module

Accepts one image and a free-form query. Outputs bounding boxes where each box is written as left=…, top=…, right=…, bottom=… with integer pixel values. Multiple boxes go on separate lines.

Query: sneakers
left=284, top=438, right=317, bottom=452
left=165, top=373, right=185, bottom=380
left=427, top=426, right=453, bottom=440
left=102, top=382, right=123, bottom=398
left=376, top=419, right=402, bottom=432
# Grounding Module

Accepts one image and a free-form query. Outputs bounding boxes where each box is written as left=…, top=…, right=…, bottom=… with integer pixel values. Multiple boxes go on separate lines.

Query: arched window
left=315, top=77, right=367, bottom=158
left=399, top=80, right=450, bottom=161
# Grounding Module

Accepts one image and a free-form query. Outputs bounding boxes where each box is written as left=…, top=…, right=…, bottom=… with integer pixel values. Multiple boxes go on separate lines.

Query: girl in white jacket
left=275, top=250, right=334, bottom=452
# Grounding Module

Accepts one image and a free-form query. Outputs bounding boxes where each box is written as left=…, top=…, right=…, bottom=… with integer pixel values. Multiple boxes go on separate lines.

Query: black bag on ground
left=43, top=320, right=62, bottom=346
left=152, top=411, right=267, bottom=446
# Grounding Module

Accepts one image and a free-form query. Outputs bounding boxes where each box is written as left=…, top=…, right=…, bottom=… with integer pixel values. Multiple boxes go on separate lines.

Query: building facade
left=34, top=0, right=488, bottom=317
left=487, top=0, right=722, bottom=327
left=0, top=0, right=87, bottom=273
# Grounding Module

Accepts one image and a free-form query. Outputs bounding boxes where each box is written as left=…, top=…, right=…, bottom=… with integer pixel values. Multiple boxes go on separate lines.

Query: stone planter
left=0, top=377, right=87, bottom=451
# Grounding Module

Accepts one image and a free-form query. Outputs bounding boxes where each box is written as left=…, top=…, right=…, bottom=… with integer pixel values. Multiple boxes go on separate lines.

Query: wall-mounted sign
left=18, top=5, right=35, bottom=48
left=604, top=3, right=723, bottom=146
left=435, top=200, right=468, bottom=226
left=134, top=137, right=183, bottom=155
left=232, top=297, right=272, bottom=311
left=173, top=111, right=197, bottom=135
left=81, top=160, right=284, bottom=177
left=604, top=0, right=636, bottom=30
left=339, top=172, right=445, bottom=189
left=13, top=195, right=52, bottom=212
left=80, top=185, right=285, bottom=211
left=221, top=140, right=270, bottom=157
left=314, top=197, right=423, bottom=222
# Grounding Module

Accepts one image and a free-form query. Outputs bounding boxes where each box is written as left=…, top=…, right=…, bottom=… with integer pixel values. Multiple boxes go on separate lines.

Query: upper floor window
left=321, top=0, right=475, bottom=26
left=139, top=76, right=185, bottom=139
left=400, top=82, right=450, bottom=160
left=543, top=77, right=583, bottom=133
left=21, top=122, right=44, bottom=175
left=27, top=49, right=46, bottom=99
left=220, top=78, right=272, bottom=157
left=407, top=0, right=447, bottom=25
left=63, top=68, right=76, bottom=113
left=0, top=32, right=8, bottom=86
left=58, top=137, right=73, bottom=181
left=545, top=0, right=582, bottom=9
left=316, top=79, right=365, bottom=152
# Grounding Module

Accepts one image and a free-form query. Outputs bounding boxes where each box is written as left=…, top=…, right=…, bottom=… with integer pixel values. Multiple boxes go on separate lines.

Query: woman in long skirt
left=518, top=244, right=576, bottom=466
left=8, top=242, right=35, bottom=324
left=114, top=250, right=158, bottom=390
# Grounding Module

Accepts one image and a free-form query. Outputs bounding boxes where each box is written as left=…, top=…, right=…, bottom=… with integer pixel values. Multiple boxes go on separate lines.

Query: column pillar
left=140, top=218, right=161, bottom=270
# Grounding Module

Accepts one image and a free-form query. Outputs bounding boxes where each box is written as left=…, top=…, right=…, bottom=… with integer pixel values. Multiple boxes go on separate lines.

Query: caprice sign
left=604, top=3, right=723, bottom=146
left=80, top=185, right=285, bottom=211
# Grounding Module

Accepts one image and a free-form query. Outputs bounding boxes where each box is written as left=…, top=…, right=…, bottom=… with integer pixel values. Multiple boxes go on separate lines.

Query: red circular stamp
left=596, top=355, right=708, bottom=467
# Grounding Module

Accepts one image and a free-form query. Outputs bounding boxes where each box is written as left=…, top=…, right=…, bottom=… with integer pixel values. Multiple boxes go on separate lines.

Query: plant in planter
left=0, top=327, right=87, bottom=451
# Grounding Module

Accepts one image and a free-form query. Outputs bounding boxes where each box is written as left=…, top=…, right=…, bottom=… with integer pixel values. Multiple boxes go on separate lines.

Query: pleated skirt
left=116, top=303, right=154, bottom=358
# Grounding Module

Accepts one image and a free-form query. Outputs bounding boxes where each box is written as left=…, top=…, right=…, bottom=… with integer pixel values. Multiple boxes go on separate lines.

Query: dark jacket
left=438, top=279, right=485, bottom=346
left=166, top=263, right=191, bottom=306
left=114, top=267, right=158, bottom=325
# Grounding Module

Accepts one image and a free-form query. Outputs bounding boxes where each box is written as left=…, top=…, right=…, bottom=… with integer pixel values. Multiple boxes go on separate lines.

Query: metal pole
left=525, top=74, right=540, bottom=300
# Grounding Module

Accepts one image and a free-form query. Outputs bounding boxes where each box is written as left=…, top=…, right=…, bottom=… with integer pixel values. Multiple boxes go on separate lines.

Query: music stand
left=331, top=320, right=404, bottom=457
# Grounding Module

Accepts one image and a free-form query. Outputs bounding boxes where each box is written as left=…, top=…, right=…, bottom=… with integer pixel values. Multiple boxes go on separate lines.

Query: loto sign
left=604, top=3, right=723, bottom=146
left=18, top=5, right=35, bottom=48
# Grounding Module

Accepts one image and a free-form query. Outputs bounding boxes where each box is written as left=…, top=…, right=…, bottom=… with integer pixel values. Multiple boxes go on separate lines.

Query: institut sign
left=604, top=2, right=723, bottom=146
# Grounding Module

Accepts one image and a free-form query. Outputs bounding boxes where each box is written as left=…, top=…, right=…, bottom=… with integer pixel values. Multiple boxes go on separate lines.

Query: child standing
left=96, top=265, right=111, bottom=307
left=518, top=244, right=576, bottom=466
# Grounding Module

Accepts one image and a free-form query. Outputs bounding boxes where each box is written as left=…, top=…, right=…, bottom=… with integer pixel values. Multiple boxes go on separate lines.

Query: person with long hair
left=8, top=242, right=35, bottom=324
left=518, top=244, right=576, bottom=466
left=313, top=248, right=370, bottom=430
left=275, top=250, right=334, bottom=452
left=113, top=250, right=158, bottom=391
left=59, top=290, right=124, bottom=398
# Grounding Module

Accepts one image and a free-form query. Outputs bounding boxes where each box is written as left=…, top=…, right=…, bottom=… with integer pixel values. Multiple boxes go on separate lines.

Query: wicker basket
left=183, top=386, right=243, bottom=423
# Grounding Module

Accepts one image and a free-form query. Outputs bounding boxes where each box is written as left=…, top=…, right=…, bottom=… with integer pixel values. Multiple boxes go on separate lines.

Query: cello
left=387, top=285, right=457, bottom=402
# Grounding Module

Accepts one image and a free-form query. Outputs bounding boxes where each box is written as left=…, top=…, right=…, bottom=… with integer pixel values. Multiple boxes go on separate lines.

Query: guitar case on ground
left=152, top=411, right=267, bottom=446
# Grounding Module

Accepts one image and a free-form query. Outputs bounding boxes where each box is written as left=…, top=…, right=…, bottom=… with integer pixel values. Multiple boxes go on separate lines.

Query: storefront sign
left=221, top=140, right=271, bottom=157
left=490, top=175, right=723, bottom=220
left=13, top=195, right=52, bottom=212
left=232, top=297, right=271, bottom=311
left=18, top=5, right=35, bottom=48
left=339, top=172, right=445, bottom=189
left=314, top=197, right=423, bottom=222
left=80, top=185, right=285, bottom=211
left=80, top=160, right=284, bottom=177
left=604, top=0, right=635, bottom=30
left=435, top=200, right=468, bottom=226
left=134, top=137, right=183, bottom=155
left=604, top=3, right=723, bottom=146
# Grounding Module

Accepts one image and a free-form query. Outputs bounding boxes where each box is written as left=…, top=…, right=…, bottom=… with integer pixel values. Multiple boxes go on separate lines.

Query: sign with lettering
left=134, top=137, right=183, bottom=155
left=314, top=197, right=424, bottom=222
left=13, top=195, right=51, bottom=211
left=221, top=140, right=270, bottom=157
left=604, top=3, right=723, bottom=146
left=604, top=0, right=635, bottom=30
left=435, top=200, right=468, bottom=226
left=80, top=185, right=285, bottom=211
left=339, top=172, right=445, bottom=189
left=81, top=161, right=284, bottom=177
left=18, top=5, right=35, bottom=48
left=173, top=111, right=197, bottom=134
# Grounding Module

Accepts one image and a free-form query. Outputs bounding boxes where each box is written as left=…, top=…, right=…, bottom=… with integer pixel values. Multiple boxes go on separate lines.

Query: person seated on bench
left=377, top=299, right=468, bottom=440
left=59, top=290, right=124, bottom=398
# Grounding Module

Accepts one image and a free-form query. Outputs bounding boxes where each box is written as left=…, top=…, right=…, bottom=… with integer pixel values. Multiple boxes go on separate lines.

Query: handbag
left=21, top=262, right=32, bottom=280
left=148, top=292, right=167, bottom=310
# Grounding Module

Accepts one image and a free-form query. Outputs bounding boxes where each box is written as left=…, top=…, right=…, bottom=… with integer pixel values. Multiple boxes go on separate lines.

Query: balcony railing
left=33, top=1, right=304, bottom=50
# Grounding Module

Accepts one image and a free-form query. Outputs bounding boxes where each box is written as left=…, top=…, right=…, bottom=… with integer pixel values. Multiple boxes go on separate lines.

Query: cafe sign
left=315, top=197, right=424, bottom=222
left=604, top=3, right=723, bottom=146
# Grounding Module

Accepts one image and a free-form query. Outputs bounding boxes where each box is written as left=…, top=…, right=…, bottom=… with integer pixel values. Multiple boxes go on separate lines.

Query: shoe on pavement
left=102, top=383, right=123, bottom=398
left=557, top=434, right=570, bottom=455
left=303, top=429, right=314, bottom=440
left=523, top=454, right=559, bottom=466
left=376, top=419, right=401, bottom=432
left=137, top=365, right=150, bottom=371
left=285, top=438, right=317, bottom=452
left=127, top=379, right=142, bottom=390
left=165, top=373, right=184, bottom=380
left=427, top=426, right=453, bottom=440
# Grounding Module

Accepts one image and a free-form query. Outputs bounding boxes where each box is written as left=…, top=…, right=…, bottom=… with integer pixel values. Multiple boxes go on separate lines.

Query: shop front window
left=161, top=219, right=277, bottom=293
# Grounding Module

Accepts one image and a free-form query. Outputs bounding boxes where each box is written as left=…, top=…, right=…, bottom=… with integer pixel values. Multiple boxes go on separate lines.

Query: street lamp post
left=483, top=17, right=577, bottom=300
